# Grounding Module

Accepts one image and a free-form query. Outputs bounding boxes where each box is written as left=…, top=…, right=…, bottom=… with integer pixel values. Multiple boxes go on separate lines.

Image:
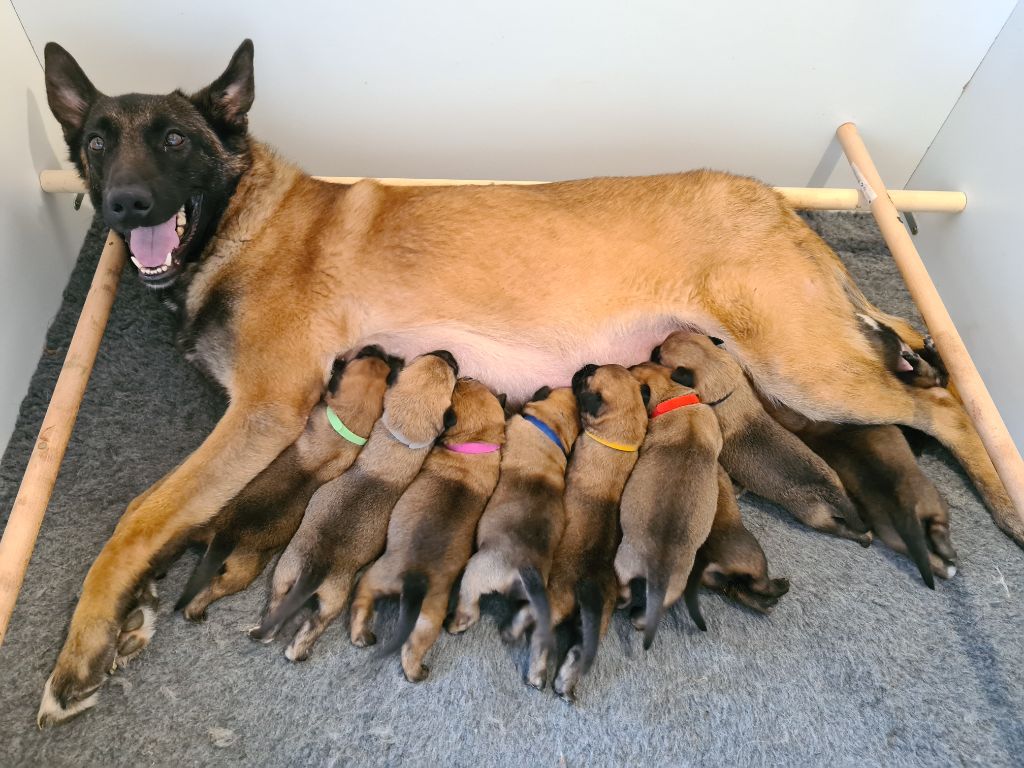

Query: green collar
left=326, top=405, right=368, bottom=446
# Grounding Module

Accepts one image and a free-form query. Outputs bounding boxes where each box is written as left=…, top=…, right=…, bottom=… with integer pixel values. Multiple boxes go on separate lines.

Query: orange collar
left=650, top=393, right=701, bottom=419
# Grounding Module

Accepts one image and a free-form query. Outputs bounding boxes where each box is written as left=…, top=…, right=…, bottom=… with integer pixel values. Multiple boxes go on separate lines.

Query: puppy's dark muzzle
left=427, top=349, right=459, bottom=375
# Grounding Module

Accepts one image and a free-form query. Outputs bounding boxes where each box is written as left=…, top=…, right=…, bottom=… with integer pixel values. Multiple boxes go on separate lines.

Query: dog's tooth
left=163, top=252, right=173, bottom=267
left=130, top=256, right=143, bottom=270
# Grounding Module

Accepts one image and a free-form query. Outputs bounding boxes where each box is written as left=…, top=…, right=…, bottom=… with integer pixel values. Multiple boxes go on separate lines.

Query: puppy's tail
left=377, top=572, right=429, bottom=657
left=175, top=535, right=234, bottom=611
left=891, top=506, right=936, bottom=590
left=643, top=578, right=668, bottom=650
left=576, top=579, right=603, bottom=675
left=683, top=557, right=708, bottom=632
left=250, top=568, right=322, bottom=641
left=519, top=566, right=552, bottom=651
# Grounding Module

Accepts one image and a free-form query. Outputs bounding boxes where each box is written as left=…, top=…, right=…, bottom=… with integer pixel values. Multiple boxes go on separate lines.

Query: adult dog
left=37, top=38, right=1018, bottom=724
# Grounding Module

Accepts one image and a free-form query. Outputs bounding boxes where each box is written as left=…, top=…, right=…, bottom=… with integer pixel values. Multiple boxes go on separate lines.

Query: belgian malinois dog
left=38, top=38, right=1019, bottom=724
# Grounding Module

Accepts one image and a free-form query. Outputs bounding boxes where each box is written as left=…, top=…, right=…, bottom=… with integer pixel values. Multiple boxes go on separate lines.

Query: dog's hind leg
left=448, top=550, right=512, bottom=634
left=285, top=572, right=354, bottom=662
left=182, top=549, right=272, bottom=621
left=400, top=591, right=448, bottom=683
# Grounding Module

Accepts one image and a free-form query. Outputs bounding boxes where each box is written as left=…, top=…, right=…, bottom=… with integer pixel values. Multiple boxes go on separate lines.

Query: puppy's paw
left=351, top=629, right=377, bottom=648
left=446, top=610, right=477, bottom=635
left=404, top=663, right=430, bottom=683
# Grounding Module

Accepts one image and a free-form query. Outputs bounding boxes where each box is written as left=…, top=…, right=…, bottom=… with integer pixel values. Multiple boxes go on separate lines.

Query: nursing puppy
left=175, top=346, right=399, bottom=619
left=616, top=363, right=722, bottom=648
left=449, top=385, right=580, bottom=689
left=796, top=423, right=957, bottom=588
left=350, top=378, right=506, bottom=682
left=683, top=467, right=791, bottom=631
left=652, top=332, right=870, bottom=545
left=548, top=364, right=648, bottom=702
left=248, top=351, right=458, bottom=660
left=859, top=315, right=946, bottom=389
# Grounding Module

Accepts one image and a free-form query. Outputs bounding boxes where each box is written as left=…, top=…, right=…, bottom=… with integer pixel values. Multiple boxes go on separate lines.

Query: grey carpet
left=2, top=212, right=1022, bottom=768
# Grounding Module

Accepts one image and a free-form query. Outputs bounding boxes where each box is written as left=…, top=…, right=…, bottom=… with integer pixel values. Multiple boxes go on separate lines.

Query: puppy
left=615, top=362, right=723, bottom=648
left=248, top=351, right=459, bottom=660
left=652, top=332, right=870, bottom=545
left=796, top=423, right=957, bottom=588
left=175, top=346, right=399, bottom=619
left=683, top=466, right=791, bottom=630
left=449, top=385, right=580, bottom=689
left=349, top=378, right=506, bottom=682
left=548, top=364, right=648, bottom=702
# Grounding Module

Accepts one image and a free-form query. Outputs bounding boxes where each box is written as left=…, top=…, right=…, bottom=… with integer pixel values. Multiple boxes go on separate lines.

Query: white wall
left=12, top=1, right=1015, bottom=187
left=908, top=4, right=1024, bottom=446
left=0, top=1, right=91, bottom=454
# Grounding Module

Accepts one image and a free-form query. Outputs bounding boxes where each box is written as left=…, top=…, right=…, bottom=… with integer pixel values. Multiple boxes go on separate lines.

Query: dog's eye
left=87, top=135, right=104, bottom=152
left=165, top=131, right=186, bottom=148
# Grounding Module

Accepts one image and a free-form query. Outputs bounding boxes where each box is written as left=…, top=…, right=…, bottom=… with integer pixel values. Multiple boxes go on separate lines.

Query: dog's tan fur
left=684, top=467, right=791, bottom=629
left=548, top=365, right=648, bottom=702
left=449, top=386, right=579, bottom=689
left=654, top=332, right=872, bottom=544
left=349, top=378, right=505, bottom=682
left=175, top=350, right=394, bottom=620
left=40, top=42, right=1017, bottom=723
left=246, top=353, right=457, bottom=661
left=616, top=363, right=722, bottom=648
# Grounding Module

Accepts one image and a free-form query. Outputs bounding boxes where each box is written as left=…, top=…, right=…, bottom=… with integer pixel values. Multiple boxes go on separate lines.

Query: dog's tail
left=377, top=572, right=429, bottom=657
left=250, top=568, right=323, bottom=641
left=175, top=535, right=234, bottom=611
left=683, top=556, right=708, bottom=632
left=519, top=566, right=553, bottom=652
left=576, top=579, right=604, bottom=675
left=891, top=506, right=936, bottom=590
left=642, top=576, right=668, bottom=650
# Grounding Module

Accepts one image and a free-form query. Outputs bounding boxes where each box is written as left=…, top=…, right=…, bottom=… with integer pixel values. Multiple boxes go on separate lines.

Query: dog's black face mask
left=44, top=40, right=255, bottom=290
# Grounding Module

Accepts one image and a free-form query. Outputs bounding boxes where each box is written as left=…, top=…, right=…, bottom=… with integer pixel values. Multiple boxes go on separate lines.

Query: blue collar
left=523, top=413, right=565, bottom=453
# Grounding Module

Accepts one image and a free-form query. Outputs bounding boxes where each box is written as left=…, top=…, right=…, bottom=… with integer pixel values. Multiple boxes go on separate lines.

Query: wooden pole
left=836, top=121, right=1024, bottom=525
left=0, top=232, right=126, bottom=644
left=38, top=170, right=967, bottom=213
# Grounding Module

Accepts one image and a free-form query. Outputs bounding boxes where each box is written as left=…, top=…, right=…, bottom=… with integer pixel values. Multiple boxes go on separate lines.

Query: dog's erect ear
left=671, top=367, right=696, bottom=388
left=44, top=43, right=100, bottom=142
left=191, top=39, right=255, bottom=132
left=442, top=406, right=458, bottom=432
left=578, top=391, right=603, bottom=418
left=327, top=358, right=347, bottom=395
left=530, top=386, right=552, bottom=402
left=639, top=383, right=651, bottom=407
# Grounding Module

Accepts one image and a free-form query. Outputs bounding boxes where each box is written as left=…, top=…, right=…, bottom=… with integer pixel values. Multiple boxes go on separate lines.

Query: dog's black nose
left=427, top=349, right=459, bottom=375
left=104, top=185, right=154, bottom=227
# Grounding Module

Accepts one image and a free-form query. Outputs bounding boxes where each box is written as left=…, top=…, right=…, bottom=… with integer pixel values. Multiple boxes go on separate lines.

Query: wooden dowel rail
left=38, top=169, right=967, bottom=213
left=836, top=121, right=1024, bottom=526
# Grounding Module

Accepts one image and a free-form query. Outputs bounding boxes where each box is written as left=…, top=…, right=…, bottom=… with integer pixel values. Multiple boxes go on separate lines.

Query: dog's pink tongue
left=128, top=216, right=179, bottom=268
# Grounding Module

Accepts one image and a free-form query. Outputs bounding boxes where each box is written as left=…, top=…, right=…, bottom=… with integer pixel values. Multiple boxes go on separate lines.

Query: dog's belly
left=358, top=313, right=722, bottom=404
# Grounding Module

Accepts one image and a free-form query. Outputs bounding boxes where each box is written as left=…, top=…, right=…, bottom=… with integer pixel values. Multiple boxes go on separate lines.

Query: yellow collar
left=585, top=430, right=640, bottom=453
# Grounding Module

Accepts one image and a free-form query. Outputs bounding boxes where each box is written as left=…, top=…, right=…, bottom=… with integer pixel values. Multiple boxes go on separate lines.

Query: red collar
left=650, top=393, right=701, bottom=419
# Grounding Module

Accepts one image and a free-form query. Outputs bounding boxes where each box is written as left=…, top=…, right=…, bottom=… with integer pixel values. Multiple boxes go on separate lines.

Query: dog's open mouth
left=125, top=195, right=202, bottom=288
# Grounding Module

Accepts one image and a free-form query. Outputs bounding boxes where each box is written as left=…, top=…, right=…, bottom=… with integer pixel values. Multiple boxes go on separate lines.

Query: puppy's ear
left=191, top=39, right=255, bottom=132
left=530, top=386, right=552, bottom=402
left=578, top=391, right=603, bottom=418
left=650, top=344, right=663, bottom=364
left=327, top=359, right=347, bottom=395
left=496, top=393, right=508, bottom=410
left=44, top=44, right=100, bottom=143
left=385, top=356, right=404, bottom=386
left=671, top=367, right=696, bottom=387
left=442, top=406, right=458, bottom=432
left=640, top=383, right=651, bottom=407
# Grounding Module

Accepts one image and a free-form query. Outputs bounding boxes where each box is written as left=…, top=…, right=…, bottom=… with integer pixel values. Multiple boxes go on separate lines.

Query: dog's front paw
left=38, top=580, right=160, bottom=727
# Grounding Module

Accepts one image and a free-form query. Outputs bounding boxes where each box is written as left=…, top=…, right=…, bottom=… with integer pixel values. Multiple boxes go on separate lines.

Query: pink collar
left=445, top=441, right=501, bottom=454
